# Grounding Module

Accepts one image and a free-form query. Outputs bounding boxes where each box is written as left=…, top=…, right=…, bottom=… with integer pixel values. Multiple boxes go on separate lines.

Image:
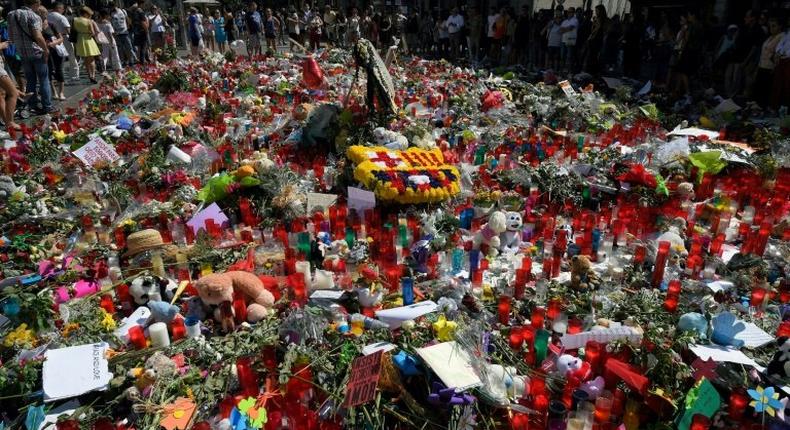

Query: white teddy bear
left=480, top=364, right=529, bottom=406
left=499, top=211, right=523, bottom=253
left=241, top=151, right=276, bottom=174
left=373, top=127, right=409, bottom=151
left=472, top=211, right=507, bottom=257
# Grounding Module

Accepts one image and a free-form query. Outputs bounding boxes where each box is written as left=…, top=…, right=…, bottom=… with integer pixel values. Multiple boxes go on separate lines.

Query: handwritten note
left=677, top=379, right=721, bottom=430
left=43, top=343, right=112, bottom=402
left=560, top=326, right=643, bottom=350
left=72, top=136, right=120, bottom=167
left=344, top=350, right=383, bottom=407
left=689, top=344, right=762, bottom=370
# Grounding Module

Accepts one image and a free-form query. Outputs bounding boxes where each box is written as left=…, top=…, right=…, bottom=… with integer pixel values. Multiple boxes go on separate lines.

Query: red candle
left=567, top=318, right=583, bottom=334
left=510, top=411, right=529, bottom=430
left=170, top=317, right=186, bottom=341
left=652, top=241, right=671, bottom=288
left=667, top=280, right=681, bottom=296
left=664, top=295, right=679, bottom=313
left=585, top=341, right=602, bottom=373
left=498, top=295, right=512, bottom=325
left=232, top=291, right=248, bottom=323
left=514, top=270, right=527, bottom=300
left=728, top=389, right=749, bottom=421
left=751, top=286, right=767, bottom=308
left=531, top=306, right=545, bottom=329
left=546, top=299, right=562, bottom=320
left=509, top=326, right=524, bottom=350
left=113, top=228, right=126, bottom=249
left=690, top=414, right=710, bottom=430
left=261, top=345, right=277, bottom=371
left=236, top=356, right=259, bottom=397
left=633, top=245, right=646, bottom=265
left=777, top=321, right=790, bottom=338
left=128, top=325, right=147, bottom=350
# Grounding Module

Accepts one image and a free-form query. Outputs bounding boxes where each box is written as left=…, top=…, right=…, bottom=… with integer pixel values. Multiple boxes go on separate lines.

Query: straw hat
left=124, top=229, right=165, bottom=257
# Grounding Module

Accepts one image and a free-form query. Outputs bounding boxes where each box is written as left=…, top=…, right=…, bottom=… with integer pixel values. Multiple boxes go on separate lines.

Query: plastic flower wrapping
left=0, top=40, right=789, bottom=430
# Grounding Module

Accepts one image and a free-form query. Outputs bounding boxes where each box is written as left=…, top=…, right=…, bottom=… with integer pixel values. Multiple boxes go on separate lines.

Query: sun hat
left=123, top=229, right=165, bottom=257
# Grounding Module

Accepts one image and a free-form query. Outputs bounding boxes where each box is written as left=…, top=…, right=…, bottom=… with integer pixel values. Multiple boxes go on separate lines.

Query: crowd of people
left=0, top=0, right=787, bottom=131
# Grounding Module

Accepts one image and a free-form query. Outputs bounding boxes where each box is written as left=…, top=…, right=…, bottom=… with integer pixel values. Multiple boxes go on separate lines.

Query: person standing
left=753, top=17, right=783, bottom=108
left=544, top=10, right=562, bottom=70
left=379, top=11, right=392, bottom=48
left=47, top=3, right=72, bottom=82
left=245, top=3, right=262, bottom=57
left=0, top=39, right=23, bottom=130
left=514, top=5, right=530, bottom=67
left=212, top=10, right=226, bottom=53
left=110, top=1, right=134, bottom=67
left=263, top=8, right=278, bottom=54
left=98, top=9, right=121, bottom=73
left=148, top=6, right=166, bottom=54
left=129, top=3, right=149, bottom=64
left=323, top=6, right=336, bottom=46
left=583, top=5, right=608, bottom=74
left=406, top=11, right=419, bottom=56
left=72, top=6, right=99, bottom=83
left=36, top=6, right=65, bottom=100
left=224, top=11, right=236, bottom=45
left=286, top=7, right=300, bottom=50
left=8, top=0, right=55, bottom=115
left=446, top=7, right=464, bottom=60
left=187, top=7, right=202, bottom=57
left=466, top=7, right=482, bottom=63
left=559, top=7, right=578, bottom=73
left=346, top=7, right=360, bottom=46
left=771, top=17, right=790, bottom=109
left=202, top=8, right=214, bottom=52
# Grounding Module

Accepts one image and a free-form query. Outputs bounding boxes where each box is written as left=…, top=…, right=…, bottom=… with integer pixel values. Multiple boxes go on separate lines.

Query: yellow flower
left=61, top=322, right=81, bottom=338
left=99, top=309, right=117, bottom=331
left=432, top=314, right=457, bottom=341
left=52, top=130, right=67, bottom=141
left=3, top=324, right=35, bottom=348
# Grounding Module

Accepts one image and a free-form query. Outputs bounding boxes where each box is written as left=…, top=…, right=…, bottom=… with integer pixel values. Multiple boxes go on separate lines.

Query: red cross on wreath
left=370, top=151, right=402, bottom=168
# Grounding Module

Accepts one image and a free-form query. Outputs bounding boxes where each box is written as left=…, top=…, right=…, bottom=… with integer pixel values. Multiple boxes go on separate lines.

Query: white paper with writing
left=416, top=341, right=483, bottom=391
left=72, top=136, right=120, bottom=167
left=560, top=326, right=643, bottom=350
left=43, top=343, right=112, bottom=401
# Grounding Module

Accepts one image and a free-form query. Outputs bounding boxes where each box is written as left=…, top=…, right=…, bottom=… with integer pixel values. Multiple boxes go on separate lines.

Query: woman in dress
left=212, top=10, right=226, bottom=53
left=74, top=6, right=101, bottom=83
left=202, top=8, right=214, bottom=52
left=263, top=8, right=279, bottom=54
left=187, top=8, right=202, bottom=58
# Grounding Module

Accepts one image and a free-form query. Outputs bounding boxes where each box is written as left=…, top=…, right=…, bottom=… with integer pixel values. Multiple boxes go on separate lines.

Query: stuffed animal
left=195, top=271, right=276, bottom=323
left=499, top=211, right=523, bottom=253
left=767, top=337, right=790, bottom=379
left=479, top=364, right=529, bottom=406
left=570, top=255, right=601, bottom=290
left=677, top=312, right=708, bottom=338
left=373, top=127, right=408, bottom=150
left=556, top=354, right=591, bottom=381
left=145, top=301, right=181, bottom=326
left=655, top=217, right=688, bottom=258
left=129, top=276, right=178, bottom=305
left=124, top=351, right=177, bottom=400
left=472, top=211, right=507, bottom=256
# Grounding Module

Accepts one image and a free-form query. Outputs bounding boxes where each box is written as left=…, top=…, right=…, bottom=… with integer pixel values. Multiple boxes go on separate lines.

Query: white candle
left=185, top=318, right=201, bottom=338
left=295, top=261, right=311, bottom=289
left=149, top=322, right=170, bottom=348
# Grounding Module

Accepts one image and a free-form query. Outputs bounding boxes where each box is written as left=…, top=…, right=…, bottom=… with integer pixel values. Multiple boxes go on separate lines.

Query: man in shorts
left=245, top=2, right=262, bottom=57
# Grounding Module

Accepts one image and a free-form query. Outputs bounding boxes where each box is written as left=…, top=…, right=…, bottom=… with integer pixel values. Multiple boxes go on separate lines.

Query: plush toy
left=472, top=211, right=507, bottom=256
left=655, top=217, right=689, bottom=258
left=129, top=276, right=178, bottom=305
left=145, top=301, right=181, bottom=326
left=195, top=271, right=276, bottom=323
left=125, top=351, right=177, bottom=400
left=499, top=211, right=523, bottom=253
left=767, top=337, right=790, bottom=379
left=677, top=312, right=708, bottom=338
left=479, top=364, right=529, bottom=406
left=556, top=354, right=591, bottom=381
left=373, top=127, right=409, bottom=150
left=570, top=255, right=601, bottom=290
left=321, top=239, right=349, bottom=272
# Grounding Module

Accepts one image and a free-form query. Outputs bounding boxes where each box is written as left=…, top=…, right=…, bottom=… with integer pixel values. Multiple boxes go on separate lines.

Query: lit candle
left=689, top=414, right=710, bottom=430
left=751, top=286, right=767, bottom=308
left=594, top=391, right=613, bottom=423
left=236, top=356, right=259, bottom=397
left=498, top=295, right=512, bottom=325
left=128, top=324, right=147, bottom=349
left=509, top=326, right=524, bottom=350
left=651, top=241, right=671, bottom=288
left=531, top=306, right=545, bottom=329
left=728, top=389, right=748, bottom=421
left=148, top=322, right=170, bottom=348
left=170, top=317, right=186, bottom=341
left=547, top=298, right=562, bottom=320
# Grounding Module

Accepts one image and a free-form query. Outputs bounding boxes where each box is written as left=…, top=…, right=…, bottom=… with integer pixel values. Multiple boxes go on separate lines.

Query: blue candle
left=402, top=278, right=414, bottom=305
left=452, top=248, right=464, bottom=274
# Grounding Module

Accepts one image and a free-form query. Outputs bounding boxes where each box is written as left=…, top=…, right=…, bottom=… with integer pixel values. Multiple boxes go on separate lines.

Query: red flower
left=616, top=163, right=657, bottom=189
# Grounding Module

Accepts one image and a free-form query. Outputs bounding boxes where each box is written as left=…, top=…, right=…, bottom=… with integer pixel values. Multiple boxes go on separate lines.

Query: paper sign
left=309, top=290, right=344, bottom=300
left=115, top=306, right=151, bottom=342
left=344, top=350, right=383, bottom=407
left=416, top=341, right=483, bottom=391
left=347, top=187, right=376, bottom=214
left=558, top=80, right=577, bottom=97
left=689, top=344, right=762, bottom=370
left=43, top=343, right=112, bottom=401
left=306, top=192, right=338, bottom=213
left=375, top=300, right=438, bottom=329
left=72, top=136, right=120, bottom=167
left=677, top=379, right=721, bottom=430
left=560, top=326, right=643, bottom=350
left=187, top=203, right=230, bottom=235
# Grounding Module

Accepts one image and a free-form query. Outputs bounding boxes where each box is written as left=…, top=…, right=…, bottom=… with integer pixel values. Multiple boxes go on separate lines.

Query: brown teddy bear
left=570, top=255, right=600, bottom=291
left=195, top=271, right=276, bottom=323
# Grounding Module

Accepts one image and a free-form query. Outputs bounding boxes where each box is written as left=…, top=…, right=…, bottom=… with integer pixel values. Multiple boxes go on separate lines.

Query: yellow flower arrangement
left=346, top=146, right=461, bottom=204
left=99, top=309, right=117, bottom=331
left=3, top=324, right=35, bottom=348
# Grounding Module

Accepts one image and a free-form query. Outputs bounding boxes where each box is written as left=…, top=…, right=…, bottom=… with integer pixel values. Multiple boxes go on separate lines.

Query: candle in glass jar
left=295, top=261, right=311, bottom=289
left=509, top=326, right=524, bottom=350
left=128, top=324, right=147, bottom=349
left=728, top=389, right=748, bottom=421
left=751, top=286, right=767, bottom=308
left=498, top=295, right=512, bottom=325
left=531, top=306, right=546, bottom=329
left=149, top=322, right=170, bottom=348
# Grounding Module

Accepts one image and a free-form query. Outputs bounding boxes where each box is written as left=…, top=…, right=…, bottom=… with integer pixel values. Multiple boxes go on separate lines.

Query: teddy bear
left=767, top=337, right=790, bottom=380
left=373, top=127, right=409, bottom=151
left=195, top=271, right=276, bottom=323
left=570, top=255, right=601, bottom=290
left=124, top=351, right=178, bottom=401
left=479, top=364, right=529, bottom=406
left=472, top=211, right=507, bottom=257
left=655, top=217, right=689, bottom=259
left=241, top=151, right=275, bottom=174
left=556, top=354, right=591, bottom=381
left=499, top=211, right=523, bottom=253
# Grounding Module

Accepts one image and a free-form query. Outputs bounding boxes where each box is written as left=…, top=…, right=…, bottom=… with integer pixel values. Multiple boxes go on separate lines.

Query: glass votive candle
left=594, top=391, right=613, bottom=423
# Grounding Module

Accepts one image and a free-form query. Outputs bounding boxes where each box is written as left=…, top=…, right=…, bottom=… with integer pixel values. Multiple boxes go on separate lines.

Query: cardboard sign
left=344, top=350, right=383, bottom=408
left=558, top=80, right=577, bottom=98
left=72, top=136, right=120, bottom=167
